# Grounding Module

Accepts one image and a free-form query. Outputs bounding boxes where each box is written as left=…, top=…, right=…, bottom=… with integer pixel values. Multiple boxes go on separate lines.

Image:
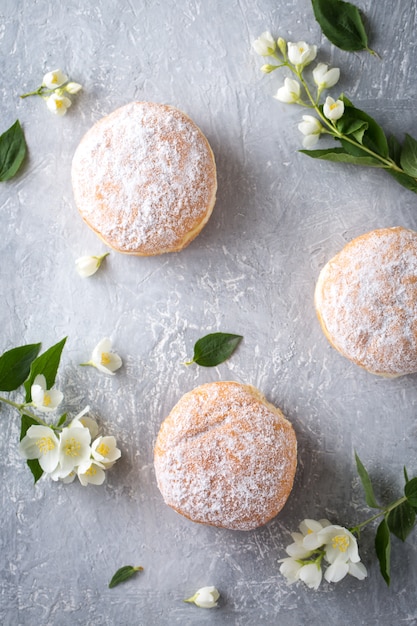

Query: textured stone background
left=1, top=0, right=417, bottom=624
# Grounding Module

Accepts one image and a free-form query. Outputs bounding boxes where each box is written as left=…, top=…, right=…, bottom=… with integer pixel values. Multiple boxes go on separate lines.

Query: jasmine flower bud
left=184, top=586, right=220, bottom=608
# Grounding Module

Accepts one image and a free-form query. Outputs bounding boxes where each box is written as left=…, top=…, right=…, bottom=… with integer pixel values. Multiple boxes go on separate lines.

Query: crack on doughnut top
left=154, top=382, right=297, bottom=531
left=315, top=227, right=417, bottom=376
left=71, top=102, right=217, bottom=255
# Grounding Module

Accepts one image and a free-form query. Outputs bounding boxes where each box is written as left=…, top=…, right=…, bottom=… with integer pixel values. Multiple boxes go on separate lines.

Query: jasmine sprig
left=253, top=33, right=417, bottom=195
left=352, top=453, right=417, bottom=586
left=280, top=453, right=417, bottom=589
left=20, top=69, right=82, bottom=116
left=0, top=338, right=121, bottom=485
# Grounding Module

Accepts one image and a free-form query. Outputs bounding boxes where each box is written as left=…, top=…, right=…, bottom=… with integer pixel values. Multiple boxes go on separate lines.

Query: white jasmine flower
left=323, top=96, right=345, bottom=121
left=91, top=436, right=121, bottom=468
left=77, top=460, right=106, bottom=486
left=184, top=586, right=220, bottom=609
left=64, top=81, right=82, bottom=94
left=57, top=426, right=91, bottom=476
left=75, top=253, right=109, bottom=277
left=287, top=41, right=317, bottom=68
left=18, top=425, right=60, bottom=473
left=252, top=31, right=276, bottom=56
left=42, top=69, right=68, bottom=89
left=46, top=92, right=72, bottom=116
left=31, top=374, right=63, bottom=412
left=70, top=406, right=99, bottom=438
left=312, top=63, right=340, bottom=90
left=274, top=77, right=301, bottom=104
left=318, top=525, right=360, bottom=564
left=298, top=115, right=323, bottom=148
left=81, top=337, right=122, bottom=375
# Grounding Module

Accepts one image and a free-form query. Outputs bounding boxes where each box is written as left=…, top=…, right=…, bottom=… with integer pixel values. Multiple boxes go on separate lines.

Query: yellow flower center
left=96, top=442, right=110, bottom=457
left=330, top=102, right=339, bottom=111
left=36, top=437, right=56, bottom=454
left=298, top=46, right=305, bottom=54
left=332, top=535, right=349, bottom=553
left=85, top=464, right=97, bottom=477
left=101, top=352, right=111, bottom=365
left=64, top=438, right=81, bottom=457
left=43, top=393, right=52, bottom=407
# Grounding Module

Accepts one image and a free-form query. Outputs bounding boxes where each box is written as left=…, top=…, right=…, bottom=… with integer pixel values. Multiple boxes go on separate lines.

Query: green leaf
left=387, top=501, right=416, bottom=542
left=342, top=105, right=389, bottom=157
left=405, top=477, right=417, bottom=508
left=375, top=518, right=391, bottom=586
left=387, top=169, right=417, bottom=194
left=388, top=135, right=402, bottom=166
left=300, top=147, right=383, bottom=167
left=400, top=133, right=417, bottom=177
left=0, top=120, right=27, bottom=182
left=311, top=0, right=371, bottom=52
left=20, top=414, right=43, bottom=483
left=185, top=332, right=243, bottom=367
left=24, top=337, right=67, bottom=402
left=0, top=343, right=41, bottom=392
left=355, top=452, right=380, bottom=508
left=336, top=115, right=368, bottom=143
left=108, top=565, right=143, bottom=589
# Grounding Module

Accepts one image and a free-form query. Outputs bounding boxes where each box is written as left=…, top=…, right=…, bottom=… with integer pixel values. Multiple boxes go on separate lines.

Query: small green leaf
left=336, top=116, right=368, bottom=143
left=108, top=565, right=143, bottom=589
left=387, top=501, right=416, bottom=542
left=24, top=337, right=67, bottom=402
left=185, top=332, right=243, bottom=367
left=56, top=413, right=67, bottom=428
left=400, top=133, right=417, bottom=177
left=311, top=0, right=371, bottom=53
left=405, top=477, right=417, bottom=508
left=300, top=147, right=382, bottom=167
left=0, top=343, right=41, bottom=392
left=20, top=414, right=43, bottom=483
left=375, top=518, right=391, bottom=586
left=355, top=452, right=380, bottom=509
left=343, top=105, right=389, bottom=157
left=0, top=120, right=27, bottom=182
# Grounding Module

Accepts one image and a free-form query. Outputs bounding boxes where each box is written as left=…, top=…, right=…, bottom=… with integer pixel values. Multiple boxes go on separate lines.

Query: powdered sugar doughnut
left=154, top=382, right=297, bottom=531
left=71, top=102, right=217, bottom=255
left=315, top=226, right=417, bottom=377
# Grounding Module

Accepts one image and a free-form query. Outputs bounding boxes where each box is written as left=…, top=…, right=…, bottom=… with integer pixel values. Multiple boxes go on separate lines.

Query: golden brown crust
left=154, top=382, right=297, bottom=531
left=71, top=102, right=217, bottom=255
left=315, top=226, right=417, bottom=377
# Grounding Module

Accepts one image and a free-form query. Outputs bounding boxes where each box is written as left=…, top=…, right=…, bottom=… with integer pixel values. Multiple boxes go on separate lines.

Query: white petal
left=299, top=563, right=322, bottom=590
left=324, top=560, right=349, bottom=583
left=279, top=558, right=302, bottom=584
left=302, top=134, right=320, bottom=149
left=348, top=560, right=368, bottom=580
left=33, top=374, right=47, bottom=389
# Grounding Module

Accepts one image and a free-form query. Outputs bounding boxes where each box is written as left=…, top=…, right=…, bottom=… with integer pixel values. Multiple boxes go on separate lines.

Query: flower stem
left=0, top=395, right=52, bottom=428
left=350, top=496, right=408, bottom=535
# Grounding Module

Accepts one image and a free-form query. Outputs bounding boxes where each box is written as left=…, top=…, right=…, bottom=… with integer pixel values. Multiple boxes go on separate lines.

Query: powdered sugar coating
left=154, top=382, right=297, bottom=531
left=71, top=102, right=217, bottom=255
left=315, top=227, right=417, bottom=376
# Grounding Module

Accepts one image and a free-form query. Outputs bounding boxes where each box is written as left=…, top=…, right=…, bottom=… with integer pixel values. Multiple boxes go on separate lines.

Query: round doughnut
left=154, top=382, right=297, bottom=531
left=315, top=226, right=417, bottom=377
left=71, top=101, right=217, bottom=255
